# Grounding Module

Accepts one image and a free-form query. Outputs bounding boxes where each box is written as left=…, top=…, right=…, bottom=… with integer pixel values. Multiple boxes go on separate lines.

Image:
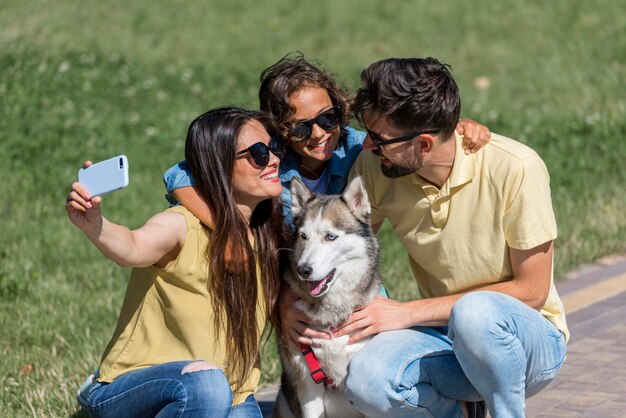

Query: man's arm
left=334, top=240, right=554, bottom=343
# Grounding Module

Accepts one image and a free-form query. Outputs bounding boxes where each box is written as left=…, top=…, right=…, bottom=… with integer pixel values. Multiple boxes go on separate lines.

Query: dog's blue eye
left=326, top=233, right=337, bottom=241
left=300, top=232, right=307, bottom=240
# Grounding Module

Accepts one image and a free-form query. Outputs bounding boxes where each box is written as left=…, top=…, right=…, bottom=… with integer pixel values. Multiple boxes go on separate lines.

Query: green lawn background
left=1, top=0, right=625, bottom=415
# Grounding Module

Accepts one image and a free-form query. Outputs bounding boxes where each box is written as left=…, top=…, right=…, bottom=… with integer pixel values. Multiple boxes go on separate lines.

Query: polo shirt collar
left=407, top=132, right=475, bottom=189
left=407, top=132, right=477, bottom=228
left=448, top=131, right=476, bottom=189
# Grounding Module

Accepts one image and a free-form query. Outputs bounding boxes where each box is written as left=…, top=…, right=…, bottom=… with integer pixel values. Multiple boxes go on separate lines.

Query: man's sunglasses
left=236, top=137, right=286, bottom=167
left=365, top=127, right=441, bottom=149
left=290, top=105, right=342, bottom=142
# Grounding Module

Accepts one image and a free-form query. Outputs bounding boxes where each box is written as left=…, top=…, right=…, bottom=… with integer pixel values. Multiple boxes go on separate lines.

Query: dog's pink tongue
left=308, top=278, right=328, bottom=296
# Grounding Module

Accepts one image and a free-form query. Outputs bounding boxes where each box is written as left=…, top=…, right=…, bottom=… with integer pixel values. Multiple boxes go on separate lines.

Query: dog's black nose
left=297, top=264, right=313, bottom=278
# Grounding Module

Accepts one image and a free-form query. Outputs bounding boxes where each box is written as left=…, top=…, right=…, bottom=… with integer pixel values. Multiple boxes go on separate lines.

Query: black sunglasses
left=290, top=105, right=342, bottom=142
left=236, top=137, right=285, bottom=167
left=365, top=127, right=441, bottom=149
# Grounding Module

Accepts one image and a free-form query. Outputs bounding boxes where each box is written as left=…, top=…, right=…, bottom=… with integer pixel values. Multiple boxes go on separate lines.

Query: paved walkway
left=524, top=254, right=626, bottom=417
left=255, top=254, right=626, bottom=417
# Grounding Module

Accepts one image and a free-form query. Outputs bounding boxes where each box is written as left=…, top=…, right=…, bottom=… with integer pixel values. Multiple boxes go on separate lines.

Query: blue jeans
left=345, top=291, right=567, bottom=418
left=86, top=361, right=262, bottom=418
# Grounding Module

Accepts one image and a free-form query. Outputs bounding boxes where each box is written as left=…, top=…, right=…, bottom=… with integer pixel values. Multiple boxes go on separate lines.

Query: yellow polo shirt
left=350, top=132, right=568, bottom=340
left=96, top=205, right=267, bottom=405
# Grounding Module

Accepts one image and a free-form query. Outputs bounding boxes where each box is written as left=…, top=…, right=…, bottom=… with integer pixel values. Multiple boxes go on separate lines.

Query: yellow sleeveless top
left=96, top=206, right=268, bottom=405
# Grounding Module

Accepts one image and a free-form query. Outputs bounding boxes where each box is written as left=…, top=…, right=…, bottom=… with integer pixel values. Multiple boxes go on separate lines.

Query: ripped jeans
left=345, top=291, right=567, bottom=418
left=86, top=361, right=262, bottom=418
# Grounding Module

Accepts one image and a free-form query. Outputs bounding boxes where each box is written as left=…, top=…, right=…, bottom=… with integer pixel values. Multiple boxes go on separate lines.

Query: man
left=332, top=58, right=568, bottom=417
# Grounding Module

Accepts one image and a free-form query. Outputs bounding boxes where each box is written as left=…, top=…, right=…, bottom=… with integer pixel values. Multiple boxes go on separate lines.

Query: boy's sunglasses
left=365, top=127, right=441, bottom=149
left=236, top=137, right=286, bottom=167
left=290, top=105, right=342, bottom=142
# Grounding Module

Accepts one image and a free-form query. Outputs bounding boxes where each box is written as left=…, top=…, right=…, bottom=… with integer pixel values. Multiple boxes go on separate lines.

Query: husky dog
left=273, top=176, right=382, bottom=418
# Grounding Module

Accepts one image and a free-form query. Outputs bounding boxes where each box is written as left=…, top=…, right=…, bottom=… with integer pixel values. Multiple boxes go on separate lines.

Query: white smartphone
left=78, top=155, right=129, bottom=197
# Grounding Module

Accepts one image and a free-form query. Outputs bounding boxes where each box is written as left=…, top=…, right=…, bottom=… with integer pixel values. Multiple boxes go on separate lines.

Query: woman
left=67, top=107, right=284, bottom=417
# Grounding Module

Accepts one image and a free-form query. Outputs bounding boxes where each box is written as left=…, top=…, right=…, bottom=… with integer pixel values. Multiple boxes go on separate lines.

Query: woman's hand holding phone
left=66, top=157, right=188, bottom=269
left=66, top=161, right=104, bottom=234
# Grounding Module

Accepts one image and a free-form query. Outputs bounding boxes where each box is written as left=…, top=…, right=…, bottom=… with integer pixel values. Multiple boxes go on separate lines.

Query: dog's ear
left=342, top=176, right=370, bottom=219
left=290, top=177, right=315, bottom=219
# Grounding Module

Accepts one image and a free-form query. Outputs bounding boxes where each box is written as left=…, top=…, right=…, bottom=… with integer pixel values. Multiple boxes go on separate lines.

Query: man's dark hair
left=354, top=57, right=461, bottom=138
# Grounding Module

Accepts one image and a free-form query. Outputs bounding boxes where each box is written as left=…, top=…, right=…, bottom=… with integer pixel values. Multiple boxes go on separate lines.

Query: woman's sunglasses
left=290, top=105, right=342, bottom=142
left=236, top=137, right=286, bottom=167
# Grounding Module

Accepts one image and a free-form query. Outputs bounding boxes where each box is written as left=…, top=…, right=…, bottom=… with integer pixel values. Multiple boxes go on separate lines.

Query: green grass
left=1, top=0, right=625, bottom=415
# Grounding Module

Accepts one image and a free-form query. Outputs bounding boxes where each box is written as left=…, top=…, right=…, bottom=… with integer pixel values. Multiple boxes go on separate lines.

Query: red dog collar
left=300, top=343, right=334, bottom=386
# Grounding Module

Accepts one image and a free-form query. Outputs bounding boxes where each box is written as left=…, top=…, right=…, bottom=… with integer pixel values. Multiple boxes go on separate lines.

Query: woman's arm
left=66, top=181, right=186, bottom=268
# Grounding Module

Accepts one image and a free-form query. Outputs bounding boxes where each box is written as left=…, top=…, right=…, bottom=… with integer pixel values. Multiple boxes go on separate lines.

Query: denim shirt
left=163, top=126, right=366, bottom=228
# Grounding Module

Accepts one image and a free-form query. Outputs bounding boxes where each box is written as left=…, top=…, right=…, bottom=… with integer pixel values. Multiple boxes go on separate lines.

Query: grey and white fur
left=273, top=176, right=382, bottom=418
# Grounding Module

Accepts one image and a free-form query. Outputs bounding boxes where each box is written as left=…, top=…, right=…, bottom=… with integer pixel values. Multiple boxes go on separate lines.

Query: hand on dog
left=457, top=119, right=491, bottom=155
left=279, top=287, right=331, bottom=350
left=332, top=296, right=410, bottom=344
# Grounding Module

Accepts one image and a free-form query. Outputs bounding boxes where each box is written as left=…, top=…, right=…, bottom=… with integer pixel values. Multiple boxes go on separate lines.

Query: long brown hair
left=184, top=106, right=283, bottom=388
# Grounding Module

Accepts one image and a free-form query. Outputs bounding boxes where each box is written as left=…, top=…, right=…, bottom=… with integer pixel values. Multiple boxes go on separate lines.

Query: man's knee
left=449, top=291, right=510, bottom=335
left=345, top=350, right=379, bottom=396
left=345, top=351, right=388, bottom=413
left=449, top=291, right=533, bottom=362
left=452, top=290, right=502, bottom=317
left=346, top=349, right=419, bottom=416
